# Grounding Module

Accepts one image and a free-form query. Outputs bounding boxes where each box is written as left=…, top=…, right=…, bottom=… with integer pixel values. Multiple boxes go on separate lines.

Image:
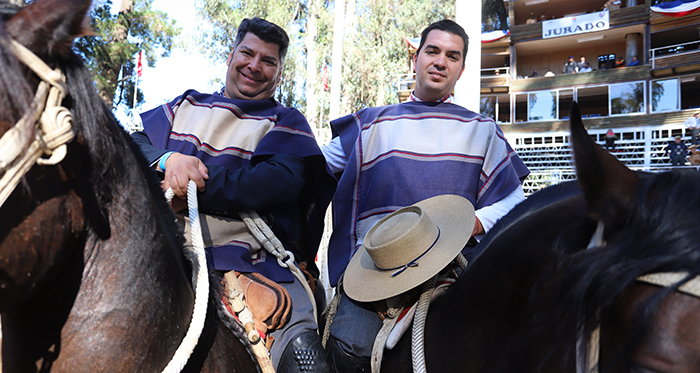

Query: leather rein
left=577, top=221, right=700, bottom=373
left=0, top=38, right=75, bottom=208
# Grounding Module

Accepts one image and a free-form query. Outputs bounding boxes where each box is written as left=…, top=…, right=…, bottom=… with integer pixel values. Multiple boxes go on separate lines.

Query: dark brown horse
left=383, top=102, right=700, bottom=372
left=0, top=0, right=259, bottom=371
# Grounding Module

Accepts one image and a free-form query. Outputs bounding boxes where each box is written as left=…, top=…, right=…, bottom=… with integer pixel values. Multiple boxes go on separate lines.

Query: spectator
left=526, top=13, right=537, bottom=24
left=684, top=112, right=700, bottom=145
left=604, top=129, right=618, bottom=151
left=614, top=58, right=625, bottom=68
left=665, top=135, right=688, bottom=166
left=579, top=62, right=592, bottom=72
left=628, top=55, right=640, bottom=66
left=530, top=69, right=540, bottom=77
left=604, top=0, right=621, bottom=10
left=563, top=56, right=578, bottom=74
left=539, top=14, right=547, bottom=22
left=689, top=145, right=700, bottom=166
left=577, top=56, right=587, bottom=71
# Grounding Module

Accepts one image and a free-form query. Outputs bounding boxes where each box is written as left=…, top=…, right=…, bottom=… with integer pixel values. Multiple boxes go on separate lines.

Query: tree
left=337, top=0, right=454, bottom=114
left=74, top=0, right=180, bottom=109
left=482, top=0, right=507, bottom=32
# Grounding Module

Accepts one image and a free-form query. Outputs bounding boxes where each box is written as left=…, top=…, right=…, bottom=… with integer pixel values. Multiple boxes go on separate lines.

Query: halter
left=0, top=38, right=74, bottom=208
left=577, top=221, right=700, bottom=373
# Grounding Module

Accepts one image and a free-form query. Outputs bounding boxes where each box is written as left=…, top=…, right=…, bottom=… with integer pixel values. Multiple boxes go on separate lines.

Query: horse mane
left=533, top=169, right=700, bottom=370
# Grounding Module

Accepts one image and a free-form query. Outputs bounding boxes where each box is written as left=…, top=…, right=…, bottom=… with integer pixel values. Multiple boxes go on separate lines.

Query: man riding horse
left=321, top=19, right=530, bottom=371
left=132, top=17, right=335, bottom=373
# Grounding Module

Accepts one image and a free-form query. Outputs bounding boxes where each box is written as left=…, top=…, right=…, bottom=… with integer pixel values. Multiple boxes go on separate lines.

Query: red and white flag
left=137, top=50, right=143, bottom=77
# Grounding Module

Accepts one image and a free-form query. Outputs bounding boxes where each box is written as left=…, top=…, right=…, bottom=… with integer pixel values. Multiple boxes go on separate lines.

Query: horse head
left=545, top=102, right=700, bottom=371
left=0, top=0, right=100, bottom=312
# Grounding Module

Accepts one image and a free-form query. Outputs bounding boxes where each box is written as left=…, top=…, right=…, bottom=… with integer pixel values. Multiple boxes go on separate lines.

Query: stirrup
left=278, top=331, right=330, bottom=373
left=325, top=335, right=370, bottom=373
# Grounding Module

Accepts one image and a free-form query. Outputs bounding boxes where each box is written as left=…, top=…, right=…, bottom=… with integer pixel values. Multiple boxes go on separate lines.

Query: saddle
left=225, top=271, right=292, bottom=336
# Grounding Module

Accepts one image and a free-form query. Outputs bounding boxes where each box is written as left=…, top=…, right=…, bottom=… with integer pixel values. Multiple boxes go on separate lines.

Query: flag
left=322, top=65, right=329, bottom=91
left=650, top=0, right=700, bottom=17
left=137, top=50, right=143, bottom=77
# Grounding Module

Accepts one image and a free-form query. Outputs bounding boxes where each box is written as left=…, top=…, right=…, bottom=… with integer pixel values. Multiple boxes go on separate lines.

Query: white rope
left=161, top=181, right=209, bottom=373
left=411, top=274, right=437, bottom=373
left=0, top=40, right=74, bottom=209
left=239, top=210, right=318, bottom=326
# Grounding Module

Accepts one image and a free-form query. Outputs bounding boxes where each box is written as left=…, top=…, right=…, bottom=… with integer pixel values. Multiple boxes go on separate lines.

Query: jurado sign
left=542, top=11, right=609, bottom=39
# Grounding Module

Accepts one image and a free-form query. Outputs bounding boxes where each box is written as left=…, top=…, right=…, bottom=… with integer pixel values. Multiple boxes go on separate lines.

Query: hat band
left=374, top=227, right=441, bottom=277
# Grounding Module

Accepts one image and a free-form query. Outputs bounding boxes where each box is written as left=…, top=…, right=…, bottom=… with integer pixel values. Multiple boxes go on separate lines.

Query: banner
left=542, top=11, right=609, bottom=39
left=650, top=0, right=700, bottom=17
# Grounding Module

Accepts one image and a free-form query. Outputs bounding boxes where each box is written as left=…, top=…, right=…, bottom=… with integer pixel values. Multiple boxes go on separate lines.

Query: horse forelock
left=533, top=169, right=700, bottom=369
left=0, top=22, right=33, bottom=135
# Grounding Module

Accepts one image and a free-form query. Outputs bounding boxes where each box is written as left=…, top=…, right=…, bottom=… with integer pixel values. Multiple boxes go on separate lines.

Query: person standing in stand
left=665, top=135, right=688, bottom=166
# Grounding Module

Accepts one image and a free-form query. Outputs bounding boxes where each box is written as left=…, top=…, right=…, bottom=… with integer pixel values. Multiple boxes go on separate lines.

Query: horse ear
left=569, top=101, right=639, bottom=226
left=5, top=0, right=93, bottom=60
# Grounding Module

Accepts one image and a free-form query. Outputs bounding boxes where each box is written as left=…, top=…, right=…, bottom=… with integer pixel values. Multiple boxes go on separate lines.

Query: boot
left=324, top=336, right=370, bottom=373
left=277, top=331, right=330, bottom=373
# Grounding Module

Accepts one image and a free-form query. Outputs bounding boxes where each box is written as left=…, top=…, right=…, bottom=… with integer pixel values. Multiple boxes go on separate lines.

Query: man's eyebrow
left=239, top=44, right=279, bottom=63
left=424, top=43, right=462, bottom=58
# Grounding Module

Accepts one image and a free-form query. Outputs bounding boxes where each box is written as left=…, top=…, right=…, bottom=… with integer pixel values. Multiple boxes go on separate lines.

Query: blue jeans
left=328, top=289, right=384, bottom=359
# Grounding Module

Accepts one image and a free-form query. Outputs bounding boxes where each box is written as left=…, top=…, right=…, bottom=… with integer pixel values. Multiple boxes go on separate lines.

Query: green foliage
left=482, top=0, right=507, bottom=32
left=338, top=0, right=454, bottom=113
left=74, top=0, right=180, bottom=108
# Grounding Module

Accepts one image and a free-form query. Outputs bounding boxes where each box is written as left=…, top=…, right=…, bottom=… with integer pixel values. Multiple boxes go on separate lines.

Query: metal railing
left=511, top=125, right=698, bottom=195
left=650, top=40, right=700, bottom=69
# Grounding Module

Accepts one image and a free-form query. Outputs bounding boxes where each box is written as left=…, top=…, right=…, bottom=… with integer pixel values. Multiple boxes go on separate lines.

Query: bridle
left=577, top=221, right=700, bottom=373
left=0, top=38, right=75, bottom=208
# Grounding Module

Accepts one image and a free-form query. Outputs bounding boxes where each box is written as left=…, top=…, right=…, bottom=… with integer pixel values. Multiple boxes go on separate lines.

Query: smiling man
left=131, top=17, right=335, bottom=373
left=321, top=20, right=529, bottom=372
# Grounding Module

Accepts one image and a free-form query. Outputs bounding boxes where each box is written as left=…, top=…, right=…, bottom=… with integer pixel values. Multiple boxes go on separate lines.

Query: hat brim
left=344, top=195, right=475, bottom=302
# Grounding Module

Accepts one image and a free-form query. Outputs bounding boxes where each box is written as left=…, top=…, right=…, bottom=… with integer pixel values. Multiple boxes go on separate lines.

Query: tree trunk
left=98, top=0, right=134, bottom=107
left=305, top=0, right=319, bottom=135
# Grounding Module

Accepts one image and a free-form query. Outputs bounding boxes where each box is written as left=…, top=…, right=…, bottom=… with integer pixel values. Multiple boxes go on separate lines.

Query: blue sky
left=112, top=0, right=226, bottom=126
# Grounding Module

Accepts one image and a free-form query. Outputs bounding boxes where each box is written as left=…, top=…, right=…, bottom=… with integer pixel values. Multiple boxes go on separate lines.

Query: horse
left=382, top=101, right=700, bottom=372
left=0, top=0, right=259, bottom=371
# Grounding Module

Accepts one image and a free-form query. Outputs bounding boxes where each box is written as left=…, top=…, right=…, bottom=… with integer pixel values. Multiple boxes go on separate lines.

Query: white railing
left=650, top=40, right=700, bottom=69
left=510, top=125, right=699, bottom=195
left=481, top=66, right=511, bottom=78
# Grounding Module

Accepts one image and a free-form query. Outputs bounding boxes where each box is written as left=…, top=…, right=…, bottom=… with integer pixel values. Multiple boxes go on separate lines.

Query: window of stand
left=514, top=89, right=572, bottom=122
left=515, top=82, right=647, bottom=122
left=680, top=73, right=700, bottom=110
left=610, top=82, right=645, bottom=115
left=480, top=93, right=511, bottom=123
left=651, top=78, right=679, bottom=113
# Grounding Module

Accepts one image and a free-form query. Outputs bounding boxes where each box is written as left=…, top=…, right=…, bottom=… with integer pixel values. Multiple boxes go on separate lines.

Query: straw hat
left=344, top=195, right=475, bottom=302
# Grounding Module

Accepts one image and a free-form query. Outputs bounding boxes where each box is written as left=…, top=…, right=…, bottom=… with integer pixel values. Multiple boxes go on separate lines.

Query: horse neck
left=2, top=141, right=196, bottom=372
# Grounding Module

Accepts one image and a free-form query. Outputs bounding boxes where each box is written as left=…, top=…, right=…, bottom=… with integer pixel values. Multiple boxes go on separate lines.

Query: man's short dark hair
left=416, top=19, right=469, bottom=67
left=233, top=17, right=289, bottom=65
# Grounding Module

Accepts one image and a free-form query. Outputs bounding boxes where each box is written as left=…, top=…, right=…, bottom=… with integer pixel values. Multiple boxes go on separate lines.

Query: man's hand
left=161, top=153, right=209, bottom=199
left=471, top=217, right=483, bottom=237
